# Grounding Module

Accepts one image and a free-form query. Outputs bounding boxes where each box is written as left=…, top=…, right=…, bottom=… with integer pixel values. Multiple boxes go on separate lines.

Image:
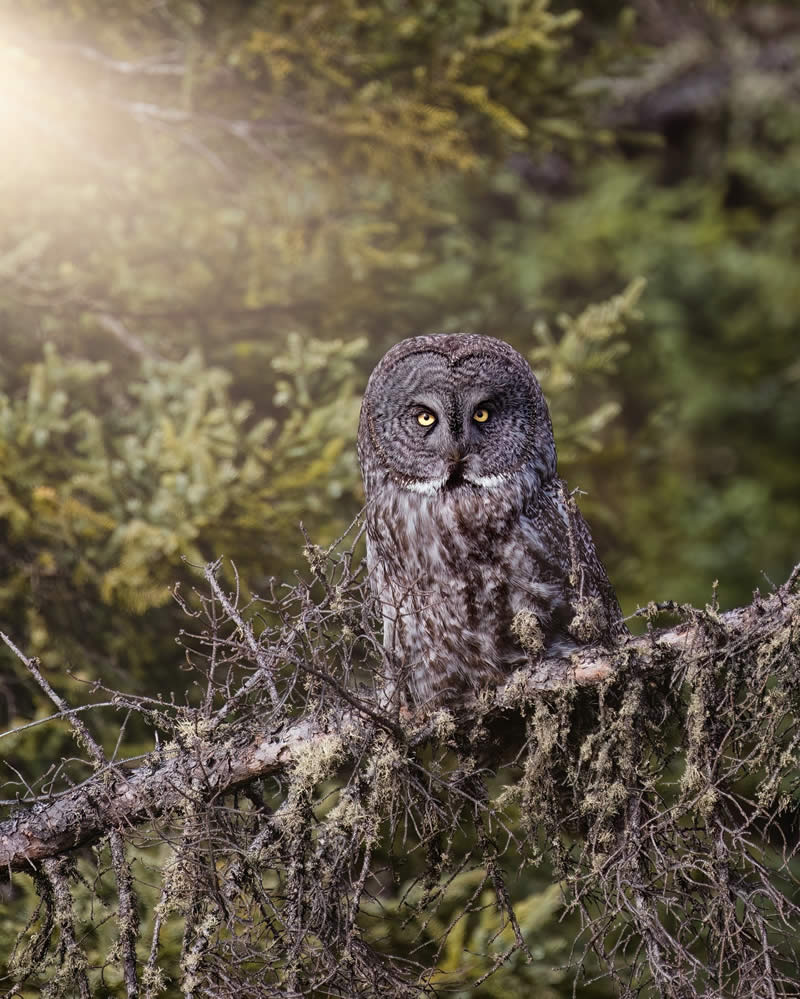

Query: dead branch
left=2, top=572, right=796, bottom=874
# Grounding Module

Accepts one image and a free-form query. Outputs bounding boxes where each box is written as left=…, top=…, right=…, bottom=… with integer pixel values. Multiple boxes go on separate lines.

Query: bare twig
left=0, top=632, right=140, bottom=998
left=94, top=313, right=160, bottom=361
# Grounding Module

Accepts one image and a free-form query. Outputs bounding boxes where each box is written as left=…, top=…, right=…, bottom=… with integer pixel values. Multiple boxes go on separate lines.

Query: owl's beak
left=445, top=445, right=469, bottom=464
left=443, top=446, right=469, bottom=489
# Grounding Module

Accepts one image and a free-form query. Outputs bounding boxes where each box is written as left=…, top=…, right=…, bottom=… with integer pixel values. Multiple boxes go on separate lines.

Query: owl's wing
left=523, top=478, right=626, bottom=648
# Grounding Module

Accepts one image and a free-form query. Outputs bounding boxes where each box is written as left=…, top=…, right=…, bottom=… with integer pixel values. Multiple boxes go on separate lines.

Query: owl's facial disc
left=367, top=348, right=540, bottom=491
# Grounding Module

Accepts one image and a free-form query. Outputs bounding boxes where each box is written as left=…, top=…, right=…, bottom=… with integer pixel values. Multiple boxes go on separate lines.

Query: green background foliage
left=1, top=0, right=799, bottom=994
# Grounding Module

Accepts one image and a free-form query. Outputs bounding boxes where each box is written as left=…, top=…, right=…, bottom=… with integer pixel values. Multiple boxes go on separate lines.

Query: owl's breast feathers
left=365, top=469, right=625, bottom=705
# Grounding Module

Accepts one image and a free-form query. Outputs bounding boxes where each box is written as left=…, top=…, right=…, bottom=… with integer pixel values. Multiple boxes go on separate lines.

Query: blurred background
left=1, top=0, right=799, bottom=993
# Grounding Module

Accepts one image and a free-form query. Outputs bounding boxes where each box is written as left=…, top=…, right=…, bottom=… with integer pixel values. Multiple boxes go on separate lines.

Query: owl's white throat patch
left=403, top=471, right=509, bottom=493
left=463, top=472, right=509, bottom=489
left=404, top=476, right=448, bottom=495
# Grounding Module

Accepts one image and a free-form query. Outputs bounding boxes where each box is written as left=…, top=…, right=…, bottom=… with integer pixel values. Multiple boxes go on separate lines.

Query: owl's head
left=358, top=333, right=556, bottom=493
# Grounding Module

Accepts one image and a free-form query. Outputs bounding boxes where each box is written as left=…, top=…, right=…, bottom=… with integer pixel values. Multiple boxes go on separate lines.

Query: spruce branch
left=1, top=566, right=796, bottom=873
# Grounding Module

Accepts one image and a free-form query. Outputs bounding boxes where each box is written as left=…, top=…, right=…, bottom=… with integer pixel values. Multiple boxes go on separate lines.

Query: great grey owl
left=357, top=333, right=625, bottom=707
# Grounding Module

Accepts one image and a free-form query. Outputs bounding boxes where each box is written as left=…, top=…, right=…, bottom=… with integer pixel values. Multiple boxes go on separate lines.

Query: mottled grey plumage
left=357, top=333, right=625, bottom=707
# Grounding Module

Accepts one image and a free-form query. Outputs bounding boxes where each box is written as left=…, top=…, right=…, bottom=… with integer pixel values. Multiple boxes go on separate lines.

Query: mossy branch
left=1, top=565, right=796, bottom=874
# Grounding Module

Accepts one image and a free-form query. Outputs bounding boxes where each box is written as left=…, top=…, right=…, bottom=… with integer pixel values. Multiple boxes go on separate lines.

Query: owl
left=357, top=333, right=626, bottom=708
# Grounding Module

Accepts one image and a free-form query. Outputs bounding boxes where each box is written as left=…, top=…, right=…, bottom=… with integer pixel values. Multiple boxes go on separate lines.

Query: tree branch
left=1, top=572, right=797, bottom=873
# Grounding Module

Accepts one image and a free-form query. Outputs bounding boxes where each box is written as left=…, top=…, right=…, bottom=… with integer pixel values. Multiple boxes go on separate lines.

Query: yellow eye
left=417, top=411, right=436, bottom=427
left=473, top=408, right=490, bottom=423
